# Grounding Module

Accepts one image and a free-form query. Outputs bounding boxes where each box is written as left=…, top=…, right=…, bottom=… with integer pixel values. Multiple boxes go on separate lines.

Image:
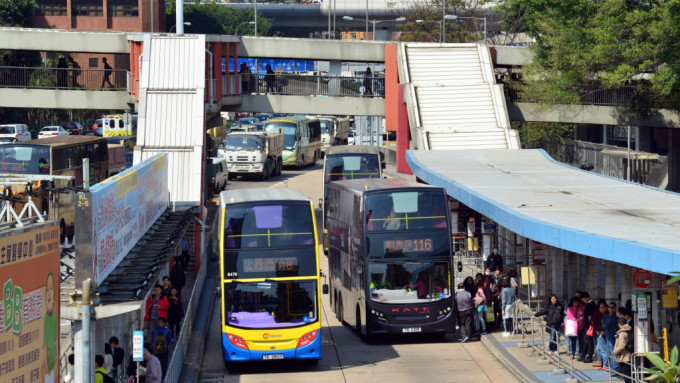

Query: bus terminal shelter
left=406, top=149, right=680, bottom=352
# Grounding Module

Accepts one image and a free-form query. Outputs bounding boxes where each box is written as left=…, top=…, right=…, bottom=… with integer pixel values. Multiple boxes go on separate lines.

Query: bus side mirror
left=457, top=261, right=463, bottom=273
left=322, top=284, right=329, bottom=294
left=318, top=198, right=322, bottom=208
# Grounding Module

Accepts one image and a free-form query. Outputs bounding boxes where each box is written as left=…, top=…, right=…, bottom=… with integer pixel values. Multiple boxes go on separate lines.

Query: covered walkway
left=406, top=148, right=680, bottom=348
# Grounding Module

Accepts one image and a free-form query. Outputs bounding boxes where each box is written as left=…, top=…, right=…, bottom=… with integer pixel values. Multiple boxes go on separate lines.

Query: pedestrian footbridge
left=399, top=43, right=520, bottom=151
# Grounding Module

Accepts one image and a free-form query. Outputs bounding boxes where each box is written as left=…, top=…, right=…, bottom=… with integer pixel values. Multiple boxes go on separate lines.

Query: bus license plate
left=263, top=354, right=284, bottom=360
left=402, top=327, right=422, bottom=333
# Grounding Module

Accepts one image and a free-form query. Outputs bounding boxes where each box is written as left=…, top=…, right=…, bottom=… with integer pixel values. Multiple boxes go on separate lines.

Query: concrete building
left=33, top=0, right=166, bottom=33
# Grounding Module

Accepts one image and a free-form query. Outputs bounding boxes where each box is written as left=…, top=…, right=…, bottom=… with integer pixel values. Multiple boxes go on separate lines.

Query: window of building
left=36, top=0, right=67, bottom=16
left=72, top=0, right=103, bottom=16
left=89, top=58, right=99, bottom=68
left=109, top=0, right=139, bottom=17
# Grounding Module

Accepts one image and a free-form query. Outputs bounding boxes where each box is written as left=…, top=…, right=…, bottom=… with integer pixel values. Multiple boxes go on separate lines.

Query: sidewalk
left=481, top=329, right=616, bottom=383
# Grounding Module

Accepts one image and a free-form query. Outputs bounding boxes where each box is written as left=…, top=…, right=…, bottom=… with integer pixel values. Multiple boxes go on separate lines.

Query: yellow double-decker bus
left=264, top=116, right=320, bottom=167
left=219, top=188, right=327, bottom=367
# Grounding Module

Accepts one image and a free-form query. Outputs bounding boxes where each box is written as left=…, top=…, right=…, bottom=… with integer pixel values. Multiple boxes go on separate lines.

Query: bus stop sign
left=633, top=268, right=652, bottom=288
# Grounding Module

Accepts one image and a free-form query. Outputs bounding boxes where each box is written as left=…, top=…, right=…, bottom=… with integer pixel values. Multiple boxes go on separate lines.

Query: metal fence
left=506, top=84, right=636, bottom=106
left=163, top=223, right=208, bottom=383
left=0, top=66, right=128, bottom=91
left=238, top=73, right=385, bottom=98
left=512, top=303, right=653, bottom=383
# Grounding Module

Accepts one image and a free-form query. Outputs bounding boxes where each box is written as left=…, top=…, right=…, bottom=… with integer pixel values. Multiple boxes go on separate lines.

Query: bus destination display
left=243, top=256, right=298, bottom=273
left=384, top=238, right=433, bottom=253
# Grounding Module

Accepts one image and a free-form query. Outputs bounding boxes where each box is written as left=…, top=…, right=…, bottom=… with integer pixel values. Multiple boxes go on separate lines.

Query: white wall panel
left=136, top=34, right=206, bottom=206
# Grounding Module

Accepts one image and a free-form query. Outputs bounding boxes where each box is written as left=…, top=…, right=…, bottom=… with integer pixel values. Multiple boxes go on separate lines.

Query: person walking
left=473, top=278, right=487, bottom=335
left=181, top=235, right=190, bottom=269
left=501, top=279, right=515, bottom=337
left=170, top=256, right=186, bottom=297
left=580, top=291, right=597, bottom=363
left=599, top=302, right=619, bottom=372
left=151, top=318, right=172, bottom=380
left=265, top=64, right=276, bottom=93
left=56, top=57, right=68, bottom=88
left=565, top=296, right=585, bottom=359
left=144, top=285, right=169, bottom=339
left=141, top=348, right=162, bottom=383
left=239, top=62, right=251, bottom=93
left=485, top=246, right=503, bottom=274
left=69, top=56, right=80, bottom=88
left=455, top=282, right=475, bottom=342
left=100, top=57, right=114, bottom=89
left=363, top=67, right=372, bottom=96
left=167, top=287, right=184, bottom=339
left=613, top=317, right=632, bottom=382
left=108, top=336, right=125, bottom=380
left=533, top=294, right=565, bottom=356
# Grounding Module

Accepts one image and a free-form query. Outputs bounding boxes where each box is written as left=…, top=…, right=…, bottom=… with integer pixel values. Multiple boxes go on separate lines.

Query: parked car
left=92, top=119, right=103, bottom=136
left=39, top=126, right=69, bottom=138
left=208, top=157, right=229, bottom=194
left=61, top=122, right=83, bottom=135
left=0, top=124, right=32, bottom=143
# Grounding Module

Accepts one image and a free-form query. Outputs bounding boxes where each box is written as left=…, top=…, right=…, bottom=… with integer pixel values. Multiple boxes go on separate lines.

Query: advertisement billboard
left=222, top=58, right=315, bottom=73
left=78, top=153, right=169, bottom=286
left=0, top=222, right=60, bottom=383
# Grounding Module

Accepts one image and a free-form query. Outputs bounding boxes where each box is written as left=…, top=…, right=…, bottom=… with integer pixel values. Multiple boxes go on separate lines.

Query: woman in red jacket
left=144, top=285, right=169, bottom=338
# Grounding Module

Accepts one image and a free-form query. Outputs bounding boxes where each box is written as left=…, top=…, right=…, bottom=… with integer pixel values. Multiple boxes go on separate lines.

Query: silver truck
left=223, top=131, right=283, bottom=180
left=318, top=116, right=350, bottom=158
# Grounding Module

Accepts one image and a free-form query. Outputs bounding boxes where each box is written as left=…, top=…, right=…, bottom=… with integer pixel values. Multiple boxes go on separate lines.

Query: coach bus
left=326, top=179, right=455, bottom=337
left=264, top=116, right=320, bottom=167
left=0, top=136, right=109, bottom=240
left=219, top=188, right=327, bottom=366
left=321, top=145, right=382, bottom=254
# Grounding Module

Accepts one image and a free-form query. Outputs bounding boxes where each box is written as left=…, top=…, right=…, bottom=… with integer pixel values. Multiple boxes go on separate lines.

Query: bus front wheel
left=356, top=309, right=362, bottom=335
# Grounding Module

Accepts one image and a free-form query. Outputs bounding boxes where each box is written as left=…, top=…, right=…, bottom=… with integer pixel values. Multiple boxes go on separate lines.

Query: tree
left=496, top=0, right=680, bottom=116
left=397, top=0, right=495, bottom=43
left=514, top=121, right=572, bottom=158
left=0, top=0, right=36, bottom=27
left=166, top=1, right=271, bottom=36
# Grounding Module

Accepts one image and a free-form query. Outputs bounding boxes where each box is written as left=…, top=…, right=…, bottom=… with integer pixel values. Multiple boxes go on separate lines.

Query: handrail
left=0, top=65, right=128, bottom=91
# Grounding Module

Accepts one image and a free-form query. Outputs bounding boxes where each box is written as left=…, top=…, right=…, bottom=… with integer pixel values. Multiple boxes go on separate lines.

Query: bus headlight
left=226, top=333, right=249, bottom=350
left=370, top=309, right=388, bottom=323
left=297, top=330, right=318, bottom=347
left=288, top=155, right=297, bottom=161
left=436, top=307, right=452, bottom=321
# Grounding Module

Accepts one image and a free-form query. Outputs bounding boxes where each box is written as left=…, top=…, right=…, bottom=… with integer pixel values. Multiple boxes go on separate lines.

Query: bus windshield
left=368, top=261, right=451, bottom=303
left=224, top=280, right=318, bottom=329
left=223, top=203, right=314, bottom=249
left=0, top=145, right=51, bottom=174
left=265, top=122, right=297, bottom=150
left=325, top=154, right=380, bottom=183
left=365, top=190, right=447, bottom=231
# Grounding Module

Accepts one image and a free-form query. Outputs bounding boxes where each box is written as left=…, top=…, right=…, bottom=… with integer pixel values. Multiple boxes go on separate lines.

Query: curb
left=480, top=334, right=543, bottom=383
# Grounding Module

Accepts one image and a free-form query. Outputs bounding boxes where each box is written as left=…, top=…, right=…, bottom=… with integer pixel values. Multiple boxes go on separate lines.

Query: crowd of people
left=532, top=291, right=637, bottom=382
left=455, top=246, right=518, bottom=342
left=456, top=247, right=636, bottom=382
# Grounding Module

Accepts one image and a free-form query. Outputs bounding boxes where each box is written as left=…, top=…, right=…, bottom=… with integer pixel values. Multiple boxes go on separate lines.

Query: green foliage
left=498, top=0, right=680, bottom=116
left=397, top=0, right=488, bottom=43
left=166, top=1, right=271, bottom=36
left=644, top=346, right=680, bottom=382
left=0, top=0, right=37, bottom=27
left=515, top=121, right=572, bottom=157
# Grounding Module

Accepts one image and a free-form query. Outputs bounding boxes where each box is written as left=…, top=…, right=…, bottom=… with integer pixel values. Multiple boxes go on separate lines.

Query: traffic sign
left=633, top=268, right=652, bottom=288
left=133, top=331, right=144, bottom=362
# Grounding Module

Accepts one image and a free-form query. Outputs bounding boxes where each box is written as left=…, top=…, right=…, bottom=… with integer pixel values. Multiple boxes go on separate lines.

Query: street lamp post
left=343, top=16, right=405, bottom=41
left=169, top=22, right=191, bottom=34
left=449, top=15, right=487, bottom=44
left=416, top=16, right=455, bottom=43
left=235, top=21, right=256, bottom=36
